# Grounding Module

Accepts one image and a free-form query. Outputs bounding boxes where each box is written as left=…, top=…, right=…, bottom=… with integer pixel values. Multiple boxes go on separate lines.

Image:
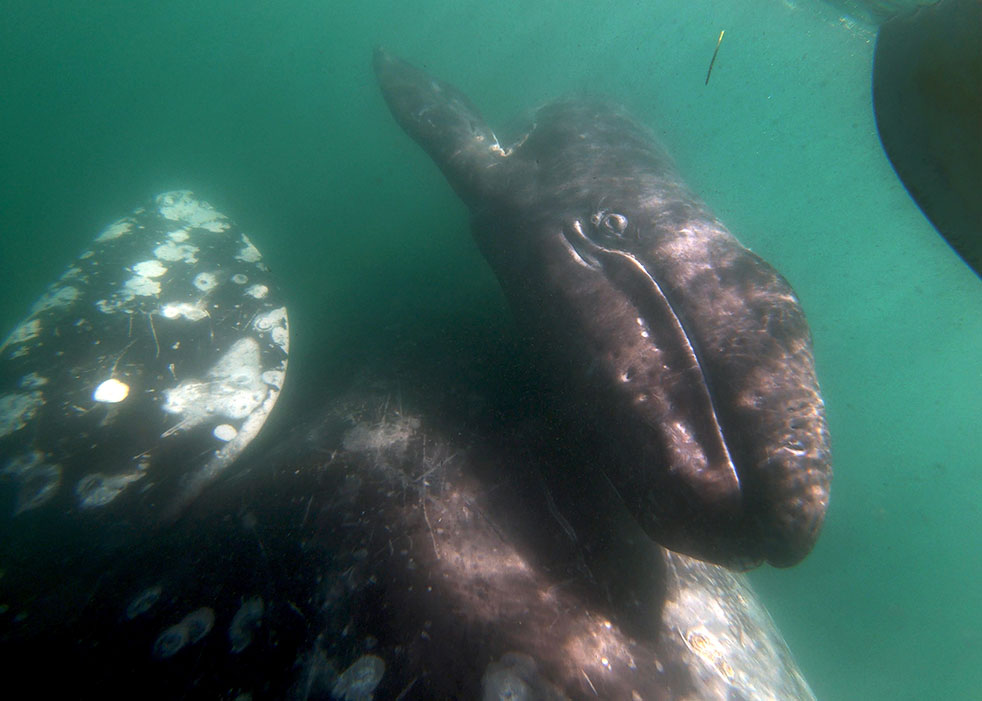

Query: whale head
left=375, top=49, right=832, bottom=568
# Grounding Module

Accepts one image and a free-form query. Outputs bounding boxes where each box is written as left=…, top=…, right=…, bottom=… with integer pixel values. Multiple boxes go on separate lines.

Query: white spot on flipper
left=2, top=319, right=41, bottom=356
left=261, top=370, right=284, bottom=390
left=94, top=378, right=129, bottom=403
left=76, top=470, right=145, bottom=508
left=132, top=260, right=168, bottom=278
left=154, top=240, right=199, bottom=264
left=123, top=275, right=161, bottom=298
left=245, top=284, right=268, bottom=299
left=228, top=597, right=264, bottom=653
left=152, top=607, right=215, bottom=659
left=95, top=218, right=132, bottom=242
left=231, top=273, right=248, bottom=284
left=153, top=623, right=189, bottom=659
left=332, top=655, right=385, bottom=701
left=253, top=307, right=289, bottom=353
left=161, top=338, right=267, bottom=431
left=193, top=272, right=218, bottom=292
left=183, top=607, right=215, bottom=643
left=235, top=235, right=262, bottom=263
left=2, top=451, right=61, bottom=514
left=19, top=372, right=48, bottom=389
left=126, top=585, right=163, bottom=620
left=30, top=285, right=79, bottom=315
left=160, top=301, right=208, bottom=321
left=213, top=424, right=238, bottom=442
left=0, top=392, right=43, bottom=437
left=156, top=191, right=228, bottom=231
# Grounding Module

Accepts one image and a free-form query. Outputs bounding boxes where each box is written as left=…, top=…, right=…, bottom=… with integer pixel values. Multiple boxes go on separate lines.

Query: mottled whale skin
left=374, top=50, right=831, bottom=568
left=0, top=369, right=815, bottom=700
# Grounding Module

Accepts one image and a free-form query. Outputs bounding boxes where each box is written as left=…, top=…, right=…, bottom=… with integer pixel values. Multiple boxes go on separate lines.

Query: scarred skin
left=374, top=49, right=831, bottom=568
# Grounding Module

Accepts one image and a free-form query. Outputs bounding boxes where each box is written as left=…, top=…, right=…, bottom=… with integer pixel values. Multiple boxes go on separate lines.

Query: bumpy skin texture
left=374, top=50, right=831, bottom=568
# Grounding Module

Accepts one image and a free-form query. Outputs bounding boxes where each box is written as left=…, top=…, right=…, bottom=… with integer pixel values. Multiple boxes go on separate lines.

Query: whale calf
left=374, top=50, right=832, bottom=568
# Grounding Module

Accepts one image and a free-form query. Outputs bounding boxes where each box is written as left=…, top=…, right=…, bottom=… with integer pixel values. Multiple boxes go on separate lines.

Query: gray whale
left=374, top=50, right=832, bottom=568
left=0, top=192, right=815, bottom=699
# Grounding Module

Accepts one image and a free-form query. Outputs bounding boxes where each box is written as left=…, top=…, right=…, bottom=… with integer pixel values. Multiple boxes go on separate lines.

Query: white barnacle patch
left=0, top=391, right=43, bottom=438
left=2, top=318, right=41, bottom=351
left=160, top=339, right=284, bottom=514
left=123, top=274, right=161, bottom=298
left=342, top=414, right=421, bottom=459
left=636, top=316, right=650, bottom=339
left=132, top=259, right=168, bottom=278
left=95, top=299, right=118, bottom=314
left=2, top=451, right=61, bottom=514
left=229, top=597, right=264, bottom=653
left=235, top=235, right=262, bottom=263
left=76, top=470, right=145, bottom=509
left=193, top=272, right=219, bottom=292
left=161, top=337, right=268, bottom=435
left=244, top=284, right=268, bottom=299
left=261, top=369, right=284, bottom=390
left=167, top=228, right=190, bottom=242
left=126, top=585, right=163, bottom=620
left=93, top=378, right=130, bottom=403
left=59, top=265, right=83, bottom=281
left=95, top=218, right=132, bottom=242
left=160, top=301, right=208, bottom=322
left=154, top=240, right=200, bottom=264
left=30, top=285, right=79, bottom=315
left=231, top=273, right=248, bottom=284
left=156, top=190, right=229, bottom=231
left=252, top=307, right=289, bottom=352
left=19, top=372, right=48, bottom=389
left=332, top=655, right=385, bottom=701
left=213, top=423, right=238, bottom=441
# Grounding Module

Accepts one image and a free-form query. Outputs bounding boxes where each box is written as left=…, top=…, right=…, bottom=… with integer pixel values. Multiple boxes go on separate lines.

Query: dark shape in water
left=873, top=0, right=982, bottom=279
left=374, top=49, right=832, bottom=568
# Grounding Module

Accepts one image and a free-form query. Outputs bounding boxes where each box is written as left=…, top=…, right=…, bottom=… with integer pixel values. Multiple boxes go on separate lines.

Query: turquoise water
left=1, top=1, right=979, bottom=698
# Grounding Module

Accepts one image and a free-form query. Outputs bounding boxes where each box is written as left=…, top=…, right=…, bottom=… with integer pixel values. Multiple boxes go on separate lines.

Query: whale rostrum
left=374, top=49, right=831, bottom=568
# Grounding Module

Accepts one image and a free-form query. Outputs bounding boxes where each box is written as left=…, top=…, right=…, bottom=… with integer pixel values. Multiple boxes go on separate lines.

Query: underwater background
left=0, top=1, right=979, bottom=699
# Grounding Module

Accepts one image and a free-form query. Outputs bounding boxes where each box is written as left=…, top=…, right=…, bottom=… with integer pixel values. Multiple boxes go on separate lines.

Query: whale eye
left=601, top=212, right=628, bottom=236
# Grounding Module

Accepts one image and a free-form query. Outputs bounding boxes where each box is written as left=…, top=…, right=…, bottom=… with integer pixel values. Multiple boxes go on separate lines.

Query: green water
left=1, top=1, right=979, bottom=698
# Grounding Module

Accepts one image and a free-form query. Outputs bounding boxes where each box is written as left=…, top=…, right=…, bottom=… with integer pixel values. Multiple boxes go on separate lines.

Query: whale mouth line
left=559, top=220, right=601, bottom=269
left=562, top=218, right=741, bottom=493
